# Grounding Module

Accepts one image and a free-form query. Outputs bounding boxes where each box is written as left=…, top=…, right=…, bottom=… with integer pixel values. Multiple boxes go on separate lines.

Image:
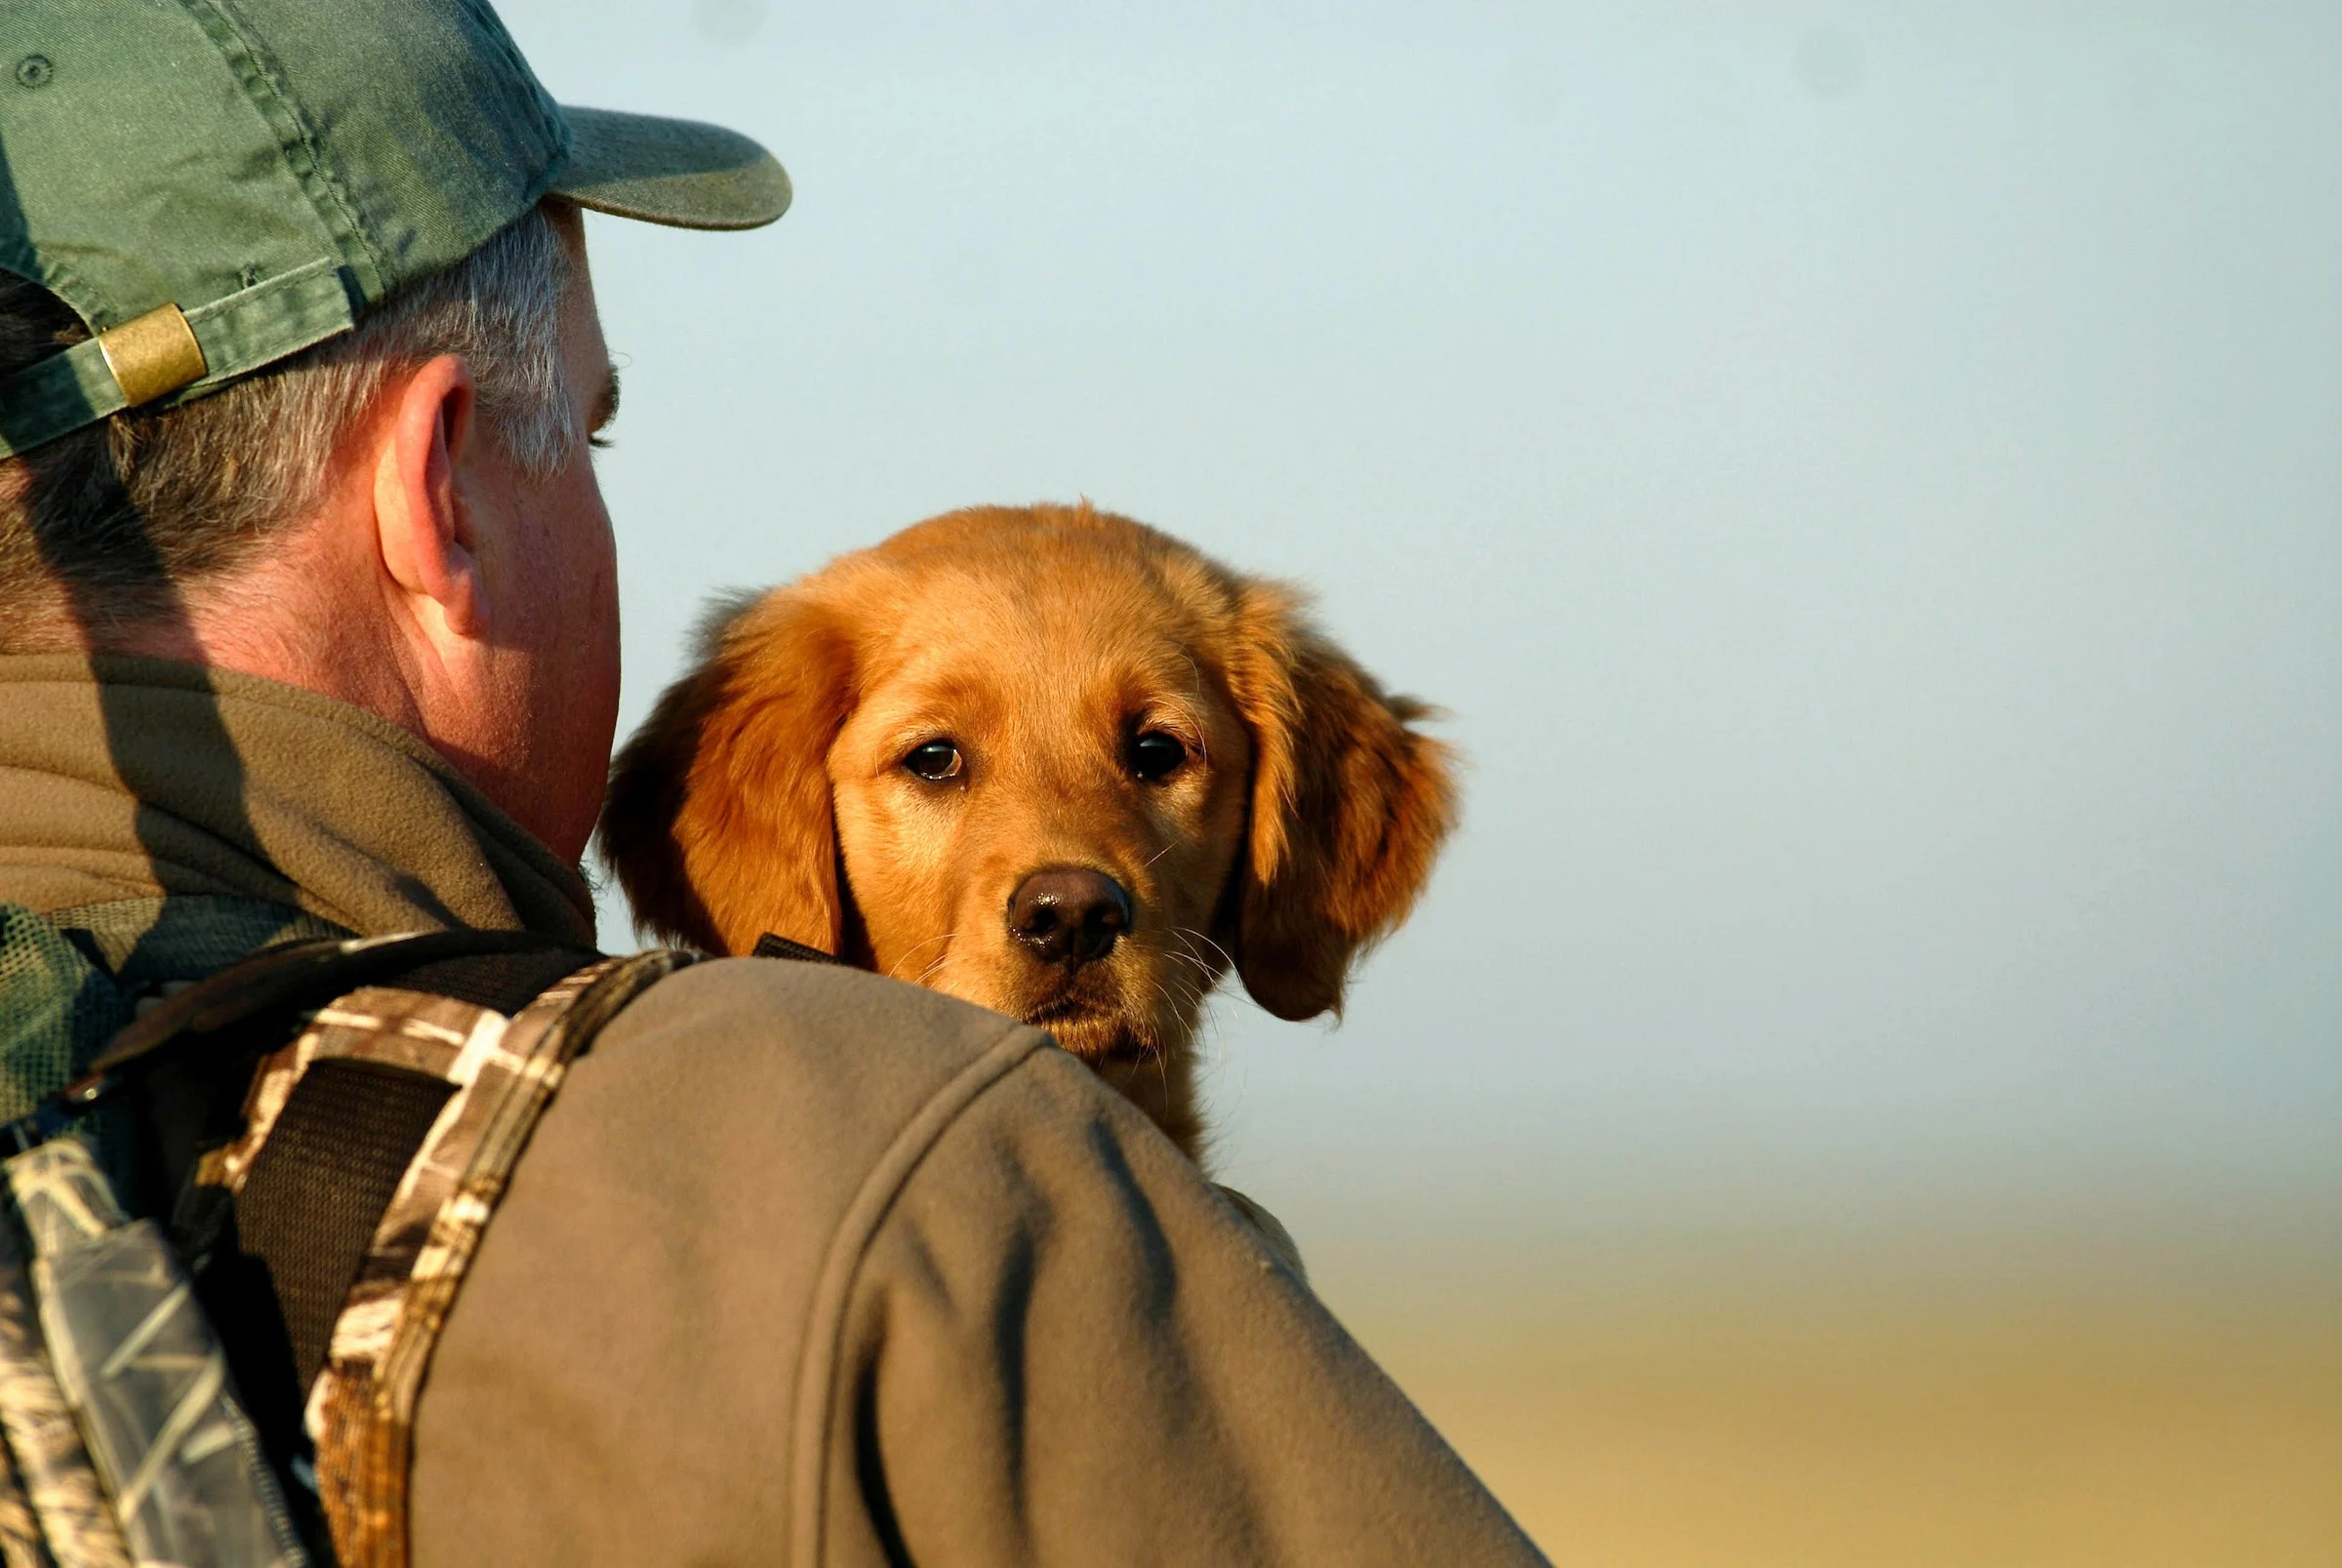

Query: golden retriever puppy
left=599, top=502, right=1457, bottom=1164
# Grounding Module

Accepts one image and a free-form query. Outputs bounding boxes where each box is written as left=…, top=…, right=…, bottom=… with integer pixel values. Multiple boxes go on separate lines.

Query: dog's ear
left=599, top=588, right=855, bottom=956
left=1222, top=581, right=1460, bottom=1021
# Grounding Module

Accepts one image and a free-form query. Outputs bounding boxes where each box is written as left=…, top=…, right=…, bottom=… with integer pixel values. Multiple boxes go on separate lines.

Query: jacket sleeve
left=815, top=1042, right=1548, bottom=1567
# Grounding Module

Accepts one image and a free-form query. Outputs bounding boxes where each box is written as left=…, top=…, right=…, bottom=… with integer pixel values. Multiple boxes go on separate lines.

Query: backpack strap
left=8, top=927, right=689, bottom=1568
left=0, top=915, right=706, bottom=1565
left=185, top=944, right=691, bottom=1567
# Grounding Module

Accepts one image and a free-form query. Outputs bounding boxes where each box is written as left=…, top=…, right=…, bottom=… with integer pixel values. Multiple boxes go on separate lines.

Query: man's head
left=0, top=0, right=787, bottom=862
left=0, top=200, right=622, bottom=855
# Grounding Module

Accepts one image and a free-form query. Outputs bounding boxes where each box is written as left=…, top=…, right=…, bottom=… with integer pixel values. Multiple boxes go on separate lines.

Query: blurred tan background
left=499, top=2, right=2342, bottom=1558
left=1310, top=1227, right=2339, bottom=1563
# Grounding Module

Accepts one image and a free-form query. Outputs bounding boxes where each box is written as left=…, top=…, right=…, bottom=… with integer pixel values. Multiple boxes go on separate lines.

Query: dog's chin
left=1021, top=1001, right=1161, bottom=1065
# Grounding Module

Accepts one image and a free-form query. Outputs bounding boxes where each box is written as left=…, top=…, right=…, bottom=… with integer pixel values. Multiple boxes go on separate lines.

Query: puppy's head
left=600, top=503, right=1457, bottom=1156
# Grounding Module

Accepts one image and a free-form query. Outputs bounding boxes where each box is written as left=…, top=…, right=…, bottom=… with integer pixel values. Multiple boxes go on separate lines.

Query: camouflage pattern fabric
left=201, top=950, right=690, bottom=1568
left=0, top=1228, right=127, bottom=1568
left=7, top=1142, right=304, bottom=1568
left=0, top=1420, right=56, bottom=1568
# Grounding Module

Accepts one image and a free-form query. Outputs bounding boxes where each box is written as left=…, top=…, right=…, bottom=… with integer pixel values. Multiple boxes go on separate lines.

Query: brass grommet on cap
left=96, top=303, right=207, bottom=408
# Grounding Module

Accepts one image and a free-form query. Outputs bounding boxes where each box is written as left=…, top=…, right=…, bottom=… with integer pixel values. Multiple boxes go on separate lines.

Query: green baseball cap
left=0, top=0, right=790, bottom=459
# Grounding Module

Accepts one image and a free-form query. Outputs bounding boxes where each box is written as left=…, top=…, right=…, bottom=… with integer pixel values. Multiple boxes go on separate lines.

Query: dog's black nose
left=1007, top=868, right=1133, bottom=966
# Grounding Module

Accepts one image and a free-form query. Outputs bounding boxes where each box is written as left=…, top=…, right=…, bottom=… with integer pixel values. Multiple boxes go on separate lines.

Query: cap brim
left=549, top=106, right=791, bottom=231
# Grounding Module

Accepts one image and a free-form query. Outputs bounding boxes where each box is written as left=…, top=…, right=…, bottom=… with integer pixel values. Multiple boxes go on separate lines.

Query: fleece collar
left=0, top=655, right=595, bottom=945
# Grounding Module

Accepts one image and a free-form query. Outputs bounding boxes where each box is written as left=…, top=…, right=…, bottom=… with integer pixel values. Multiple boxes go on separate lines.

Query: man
left=0, top=0, right=1548, bottom=1563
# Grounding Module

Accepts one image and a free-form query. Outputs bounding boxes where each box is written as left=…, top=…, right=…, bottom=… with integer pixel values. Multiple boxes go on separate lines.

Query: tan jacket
left=0, top=656, right=1548, bottom=1567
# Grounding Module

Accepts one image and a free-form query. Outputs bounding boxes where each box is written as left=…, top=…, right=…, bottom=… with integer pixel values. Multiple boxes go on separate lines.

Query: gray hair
left=0, top=204, right=575, bottom=645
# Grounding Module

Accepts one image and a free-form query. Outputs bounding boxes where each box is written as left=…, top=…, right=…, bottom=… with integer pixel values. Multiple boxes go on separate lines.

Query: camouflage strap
left=0, top=1242, right=120, bottom=1568
left=7, top=1143, right=303, bottom=1568
left=0, top=1423, right=55, bottom=1568
left=198, top=950, right=690, bottom=1568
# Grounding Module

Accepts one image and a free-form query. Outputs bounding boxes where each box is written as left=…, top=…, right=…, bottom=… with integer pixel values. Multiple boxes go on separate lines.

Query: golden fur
left=598, top=503, right=1457, bottom=1160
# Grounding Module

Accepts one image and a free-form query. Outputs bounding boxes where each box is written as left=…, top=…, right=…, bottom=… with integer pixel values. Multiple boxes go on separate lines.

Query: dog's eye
left=903, top=741, right=964, bottom=782
left=1128, top=731, right=1187, bottom=781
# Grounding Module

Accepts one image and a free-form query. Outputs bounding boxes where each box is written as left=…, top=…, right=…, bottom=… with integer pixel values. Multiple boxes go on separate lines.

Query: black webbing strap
left=236, top=1059, right=456, bottom=1393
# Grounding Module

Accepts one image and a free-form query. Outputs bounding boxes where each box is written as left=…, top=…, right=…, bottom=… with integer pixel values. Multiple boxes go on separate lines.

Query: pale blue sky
left=500, top=1, right=2341, bottom=1252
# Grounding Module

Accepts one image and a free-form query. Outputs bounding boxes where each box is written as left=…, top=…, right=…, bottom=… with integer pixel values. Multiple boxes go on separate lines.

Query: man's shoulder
left=581, top=954, right=1055, bottom=1175
left=416, top=956, right=1066, bottom=1562
left=607, top=953, right=1039, bottom=1072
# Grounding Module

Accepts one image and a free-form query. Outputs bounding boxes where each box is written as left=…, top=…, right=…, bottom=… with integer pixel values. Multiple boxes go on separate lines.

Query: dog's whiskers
left=886, top=930, right=958, bottom=984
left=1156, top=946, right=1215, bottom=980
left=1170, top=925, right=1236, bottom=973
left=1138, top=979, right=1184, bottom=1106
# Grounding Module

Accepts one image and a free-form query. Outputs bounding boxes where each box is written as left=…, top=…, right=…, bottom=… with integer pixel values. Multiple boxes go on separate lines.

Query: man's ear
left=372, top=354, right=486, bottom=640
left=1221, top=581, right=1461, bottom=1021
left=599, top=587, right=855, bottom=955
